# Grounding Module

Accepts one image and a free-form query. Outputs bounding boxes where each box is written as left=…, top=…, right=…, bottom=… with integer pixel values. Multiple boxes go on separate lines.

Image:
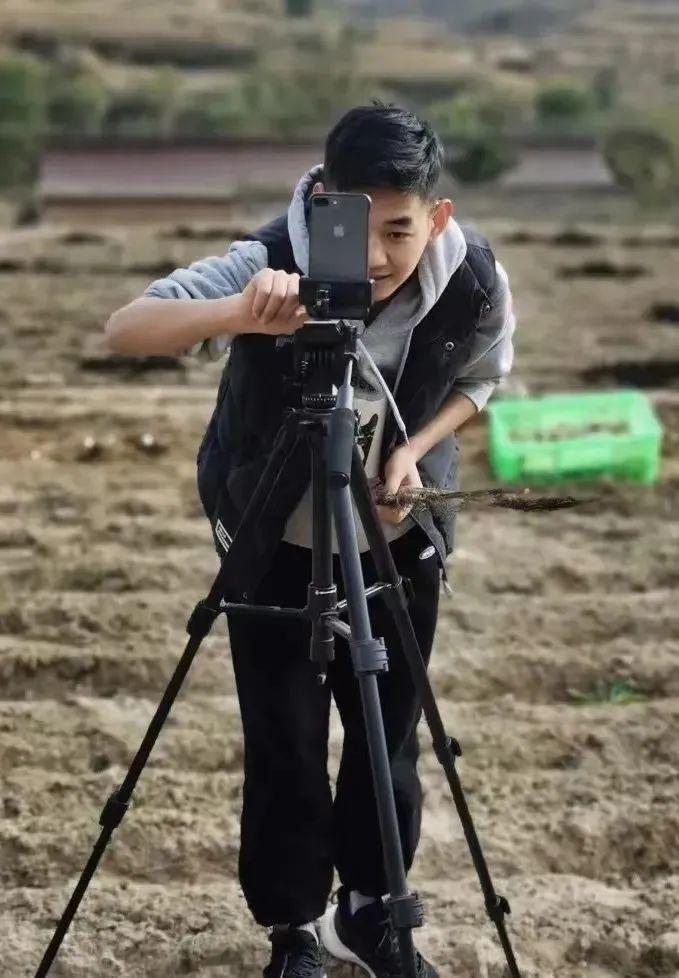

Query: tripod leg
left=204, top=411, right=303, bottom=602
left=308, top=425, right=337, bottom=677
left=331, top=481, right=421, bottom=978
left=33, top=602, right=218, bottom=977
left=34, top=410, right=340, bottom=976
left=350, top=444, right=523, bottom=978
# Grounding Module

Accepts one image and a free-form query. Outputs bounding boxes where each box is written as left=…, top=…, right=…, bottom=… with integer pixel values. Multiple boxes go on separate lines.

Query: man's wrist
left=407, top=433, right=431, bottom=463
left=211, top=293, right=248, bottom=338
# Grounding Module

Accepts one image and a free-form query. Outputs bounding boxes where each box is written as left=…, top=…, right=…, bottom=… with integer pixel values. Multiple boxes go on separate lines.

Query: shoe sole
left=319, top=905, right=376, bottom=978
left=268, top=931, right=328, bottom=978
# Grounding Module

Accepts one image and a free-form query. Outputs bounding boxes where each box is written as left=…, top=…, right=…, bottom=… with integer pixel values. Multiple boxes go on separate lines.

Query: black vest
left=196, top=214, right=496, bottom=595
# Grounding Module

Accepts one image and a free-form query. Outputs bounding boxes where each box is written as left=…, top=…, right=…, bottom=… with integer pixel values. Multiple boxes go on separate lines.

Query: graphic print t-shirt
left=282, top=272, right=421, bottom=553
left=280, top=388, right=400, bottom=553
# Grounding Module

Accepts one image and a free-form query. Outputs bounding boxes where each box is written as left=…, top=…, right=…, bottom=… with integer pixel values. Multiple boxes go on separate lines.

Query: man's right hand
left=237, top=269, right=309, bottom=335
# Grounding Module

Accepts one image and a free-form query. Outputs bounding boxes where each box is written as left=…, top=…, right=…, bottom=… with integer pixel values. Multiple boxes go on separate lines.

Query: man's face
left=312, top=181, right=453, bottom=303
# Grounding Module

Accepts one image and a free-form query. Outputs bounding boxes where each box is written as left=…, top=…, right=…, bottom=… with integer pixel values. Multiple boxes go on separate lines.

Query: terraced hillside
left=1, top=219, right=678, bottom=976
left=4, top=0, right=679, bottom=108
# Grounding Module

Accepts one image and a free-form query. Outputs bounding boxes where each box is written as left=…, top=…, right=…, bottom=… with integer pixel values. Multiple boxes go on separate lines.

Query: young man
left=105, top=101, right=515, bottom=978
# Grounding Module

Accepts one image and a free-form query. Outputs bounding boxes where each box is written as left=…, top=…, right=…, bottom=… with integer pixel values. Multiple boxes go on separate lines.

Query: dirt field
left=1, top=219, right=678, bottom=977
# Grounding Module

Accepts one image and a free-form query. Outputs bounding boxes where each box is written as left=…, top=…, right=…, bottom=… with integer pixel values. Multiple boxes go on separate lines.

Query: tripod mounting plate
left=299, top=275, right=373, bottom=321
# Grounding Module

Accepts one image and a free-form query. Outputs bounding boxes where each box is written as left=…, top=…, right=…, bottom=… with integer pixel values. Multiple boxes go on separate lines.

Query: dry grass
left=376, top=485, right=592, bottom=513
left=356, top=42, right=481, bottom=86
left=0, top=0, right=282, bottom=50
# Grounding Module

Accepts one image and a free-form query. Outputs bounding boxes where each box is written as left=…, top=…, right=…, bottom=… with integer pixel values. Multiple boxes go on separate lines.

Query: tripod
left=34, top=319, right=521, bottom=978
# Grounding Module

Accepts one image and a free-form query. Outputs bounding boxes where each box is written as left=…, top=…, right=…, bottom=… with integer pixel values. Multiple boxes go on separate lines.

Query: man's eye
left=388, top=232, right=409, bottom=240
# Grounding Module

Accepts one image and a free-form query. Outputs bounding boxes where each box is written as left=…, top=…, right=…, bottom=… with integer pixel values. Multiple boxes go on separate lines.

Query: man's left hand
left=375, top=444, right=423, bottom=525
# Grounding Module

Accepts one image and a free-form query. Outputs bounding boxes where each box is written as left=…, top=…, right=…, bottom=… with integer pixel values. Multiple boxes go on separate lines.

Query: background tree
left=103, top=68, right=180, bottom=139
left=602, top=121, right=677, bottom=203
left=175, top=84, right=249, bottom=137
left=237, top=33, right=371, bottom=137
left=535, top=80, right=596, bottom=126
left=46, top=50, right=109, bottom=138
left=0, top=52, right=46, bottom=188
left=427, top=80, right=534, bottom=140
left=286, top=0, right=314, bottom=16
left=446, top=133, right=517, bottom=184
left=591, top=66, right=619, bottom=113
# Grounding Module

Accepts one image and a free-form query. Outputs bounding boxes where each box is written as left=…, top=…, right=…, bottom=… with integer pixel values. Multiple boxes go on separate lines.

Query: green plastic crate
left=487, top=389, right=663, bottom=484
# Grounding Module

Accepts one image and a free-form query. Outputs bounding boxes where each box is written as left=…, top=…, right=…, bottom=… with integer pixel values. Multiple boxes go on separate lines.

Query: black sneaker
left=263, top=925, right=327, bottom=978
left=319, top=886, right=439, bottom=977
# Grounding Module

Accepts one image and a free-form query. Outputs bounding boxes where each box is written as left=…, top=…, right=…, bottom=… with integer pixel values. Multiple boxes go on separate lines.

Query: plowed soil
left=1, top=222, right=678, bottom=977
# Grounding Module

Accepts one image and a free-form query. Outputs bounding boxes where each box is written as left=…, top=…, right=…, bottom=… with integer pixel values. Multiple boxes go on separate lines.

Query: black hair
left=323, top=98, right=444, bottom=203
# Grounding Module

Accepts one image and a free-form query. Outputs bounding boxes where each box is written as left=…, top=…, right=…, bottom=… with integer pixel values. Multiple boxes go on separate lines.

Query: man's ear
left=312, top=181, right=325, bottom=194
left=429, top=198, right=454, bottom=240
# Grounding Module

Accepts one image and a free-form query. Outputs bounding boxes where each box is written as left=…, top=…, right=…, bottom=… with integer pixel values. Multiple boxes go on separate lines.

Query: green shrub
left=591, top=67, right=619, bottom=112
left=286, top=0, right=314, bottom=15
left=175, top=86, right=249, bottom=137
left=46, top=63, right=109, bottom=137
left=104, top=90, right=162, bottom=137
left=238, top=40, right=367, bottom=137
left=0, top=51, right=46, bottom=188
left=429, top=92, right=487, bottom=139
left=103, top=69, right=180, bottom=138
left=428, top=86, right=532, bottom=140
left=602, top=123, right=676, bottom=202
left=446, top=134, right=517, bottom=184
left=535, top=81, right=596, bottom=123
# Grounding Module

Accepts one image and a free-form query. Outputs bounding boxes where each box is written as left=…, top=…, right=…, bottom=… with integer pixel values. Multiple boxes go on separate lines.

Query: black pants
left=226, top=524, right=440, bottom=927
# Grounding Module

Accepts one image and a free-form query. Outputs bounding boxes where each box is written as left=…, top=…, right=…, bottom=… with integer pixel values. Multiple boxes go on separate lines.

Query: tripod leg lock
left=99, top=790, right=129, bottom=830
left=186, top=600, right=220, bottom=639
left=350, top=637, right=389, bottom=675
left=307, top=583, right=338, bottom=615
left=385, top=891, right=425, bottom=930
left=328, top=406, right=357, bottom=486
left=378, top=574, right=412, bottom=612
left=434, top=735, right=462, bottom=766
left=485, top=893, right=512, bottom=925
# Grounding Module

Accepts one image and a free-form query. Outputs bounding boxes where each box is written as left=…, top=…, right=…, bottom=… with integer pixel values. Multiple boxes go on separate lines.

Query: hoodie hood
left=287, top=162, right=468, bottom=325
left=287, top=163, right=469, bottom=449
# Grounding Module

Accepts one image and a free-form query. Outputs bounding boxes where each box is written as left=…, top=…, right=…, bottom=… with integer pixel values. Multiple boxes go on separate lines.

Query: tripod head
left=275, top=189, right=375, bottom=406
left=277, top=274, right=373, bottom=408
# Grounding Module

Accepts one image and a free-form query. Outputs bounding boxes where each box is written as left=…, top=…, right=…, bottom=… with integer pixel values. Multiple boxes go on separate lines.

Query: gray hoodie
left=144, top=163, right=516, bottom=549
left=144, top=161, right=515, bottom=410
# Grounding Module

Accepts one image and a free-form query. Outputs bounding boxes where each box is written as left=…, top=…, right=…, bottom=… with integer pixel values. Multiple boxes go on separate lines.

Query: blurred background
left=1, top=3, right=678, bottom=978
left=2, top=0, right=679, bottom=225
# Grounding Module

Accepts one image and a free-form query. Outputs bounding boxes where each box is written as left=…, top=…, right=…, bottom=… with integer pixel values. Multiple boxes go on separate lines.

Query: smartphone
left=308, top=192, right=371, bottom=282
